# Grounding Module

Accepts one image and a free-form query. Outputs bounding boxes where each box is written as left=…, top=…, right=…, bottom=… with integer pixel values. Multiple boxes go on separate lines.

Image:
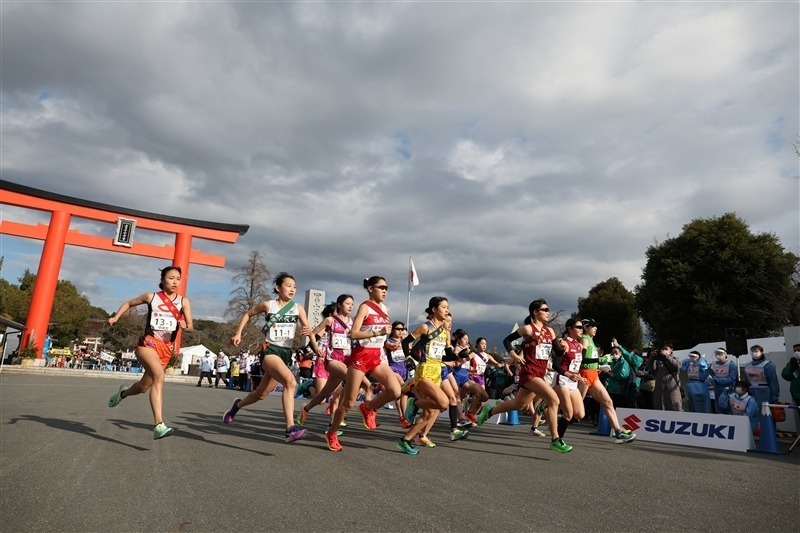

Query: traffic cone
left=594, top=407, right=612, bottom=436
left=751, top=402, right=784, bottom=454
left=501, top=409, right=521, bottom=425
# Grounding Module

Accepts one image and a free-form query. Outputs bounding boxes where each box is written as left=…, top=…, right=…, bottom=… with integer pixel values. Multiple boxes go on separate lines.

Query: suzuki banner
left=616, top=408, right=755, bottom=453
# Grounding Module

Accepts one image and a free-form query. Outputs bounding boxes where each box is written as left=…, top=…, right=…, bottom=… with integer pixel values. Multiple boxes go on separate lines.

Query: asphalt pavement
left=1, top=372, right=798, bottom=533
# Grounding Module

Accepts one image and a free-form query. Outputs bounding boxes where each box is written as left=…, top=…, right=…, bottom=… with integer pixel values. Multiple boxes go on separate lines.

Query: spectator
left=238, top=352, right=252, bottom=391
left=708, top=348, right=737, bottom=413
left=230, top=357, right=240, bottom=390
left=605, top=346, right=633, bottom=409
left=718, top=380, right=759, bottom=433
left=781, top=343, right=800, bottom=406
left=197, top=350, right=214, bottom=387
left=647, top=342, right=682, bottom=411
left=743, top=344, right=779, bottom=408
left=214, top=351, right=230, bottom=388
left=680, top=351, right=711, bottom=413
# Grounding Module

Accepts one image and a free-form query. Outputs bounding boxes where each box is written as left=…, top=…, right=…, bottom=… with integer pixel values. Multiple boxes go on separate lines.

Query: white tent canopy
left=179, top=344, right=214, bottom=375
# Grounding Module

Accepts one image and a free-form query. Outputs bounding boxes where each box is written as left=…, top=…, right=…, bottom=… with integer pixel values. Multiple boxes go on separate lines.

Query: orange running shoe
left=359, top=403, right=377, bottom=430
left=400, top=417, right=412, bottom=429
left=326, top=430, right=343, bottom=451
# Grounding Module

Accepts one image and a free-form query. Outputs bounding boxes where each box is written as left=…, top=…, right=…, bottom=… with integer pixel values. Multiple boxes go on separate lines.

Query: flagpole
left=406, top=256, right=412, bottom=328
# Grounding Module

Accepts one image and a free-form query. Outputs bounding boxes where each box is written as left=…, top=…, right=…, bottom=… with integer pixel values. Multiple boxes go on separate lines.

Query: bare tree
left=225, top=250, right=272, bottom=345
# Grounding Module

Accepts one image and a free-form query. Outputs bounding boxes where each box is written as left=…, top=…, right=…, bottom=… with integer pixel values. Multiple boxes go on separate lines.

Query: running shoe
left=285, top=425, right=308, bottom=443
left=404, top=397, right=416, bottom=423
left=476, top=404, right=493, bottom=426
left=327, top=425, right=344, bottom=437
left=359, top=403, right=377, bottom=430
left=396, top=438, right=419, bottom=455
left=108, top=384, right=128, bottom=408
left=325, top=430, right=343, bottom=451
left=384, top=403, right=396, bottom=410
left=400, top=417, right=413, bottom=429
left=223, top=399, right=240, bottom=424
left=550, top=438, right=573, bottom=453
left=340, top=418, right=347, bottom=428
left=449, top=428, right=469, bottom=441
left=416, top=436, right=436, bottom=448
left=535, top=399, right=547, bottom=416
left=153, top=422, right=174, bottom=440
left=531, top=427, right=546, bottom=437
left=465, top=411, right=478, bottom=424
left=457, top=418, right=474, bottom=429
left=614, top=430, right=636, bottom=444
left=296, top=404, right=309, bottom=425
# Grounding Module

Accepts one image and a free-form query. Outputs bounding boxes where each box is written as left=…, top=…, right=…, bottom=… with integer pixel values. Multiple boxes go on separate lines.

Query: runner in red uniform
left=475, top=299, right=572, bottom=453
left=325, top=276, right=401, bottom=451
left=106, top=266, right=193, bottom=440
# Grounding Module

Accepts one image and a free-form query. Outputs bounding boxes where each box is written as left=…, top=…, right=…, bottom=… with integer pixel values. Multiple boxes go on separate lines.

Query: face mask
left=612, top=354, right=621, bottom=360
left=794, top=351, right=800, bottom=359
left=751, top=352, right=763, bottom=360
left=689, top=357, right=699, bottom=364
left=735, top=387, right=745, bottom=395
left=716, top=355, right=727, bottom=362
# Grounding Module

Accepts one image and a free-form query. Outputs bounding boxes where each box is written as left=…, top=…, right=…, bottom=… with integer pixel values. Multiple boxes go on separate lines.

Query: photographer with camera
left=646, top=342, right=683, bottom=411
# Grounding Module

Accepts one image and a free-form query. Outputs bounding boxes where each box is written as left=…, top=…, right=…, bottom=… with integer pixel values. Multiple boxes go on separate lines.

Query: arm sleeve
left=401, top=334, right=416, bottom=357
left=503, top=331, right=522, bottom=353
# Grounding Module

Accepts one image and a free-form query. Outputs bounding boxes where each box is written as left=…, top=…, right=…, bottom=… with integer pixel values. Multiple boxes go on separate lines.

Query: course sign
left=616, top=408, right=755, bottom=453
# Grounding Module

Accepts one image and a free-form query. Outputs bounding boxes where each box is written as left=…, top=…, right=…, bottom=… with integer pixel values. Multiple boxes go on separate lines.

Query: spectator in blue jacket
left=681, top=351, right=711, bottom=413
left=707, top=348, right=737, bottom=413
left=718, top=380, right=759, bottom=433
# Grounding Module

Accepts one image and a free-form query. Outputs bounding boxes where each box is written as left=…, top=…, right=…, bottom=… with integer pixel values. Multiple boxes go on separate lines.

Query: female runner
left=552, top=318, right=589, bottom=441
left=325, top=276, right=400, bottom=452
left=297, top=294, right=354, bottom=428
left=385, top=321, right=412, bottom=428
left=476, top=299, right=571, bottom=453
left=396, top=297, right=452, bottom=455
left=223, top=272, right=318, bottom=442
left=107, top=266, right=193, bottom=440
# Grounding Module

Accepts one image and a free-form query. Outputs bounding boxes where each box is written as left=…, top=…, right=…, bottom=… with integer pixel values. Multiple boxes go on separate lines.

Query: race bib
left=390, top=348, right=405, bottom=363
left=331, top=333, right=350, bottom=351
left=149, top=311, right=177, bottom=332
left=568, top=359, right=581, bottom=373
left=428, top=341, right=445, bottom=361
left=270, top=322, right=296, bottom=341
left=535, top=343, right=552, bottom=361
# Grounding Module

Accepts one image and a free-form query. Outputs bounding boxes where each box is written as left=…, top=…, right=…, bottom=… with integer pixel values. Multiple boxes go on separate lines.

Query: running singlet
left=264, top=300, right=299, bottom=349
left=356, top=302, right=390, bottom=348
left=424, top=322, right=448, bottom=362
left=144, top=292, right=184, bottom=343
left=472, top=352, right=488, bottom=376
left=580, top=334, right=599, bottom=370
left=556, top=337, right=583, bottom=388
left=385, top=339, right=406, bottom=363
left=521, top=324, right=555, bottom=377
left=327, top=316, right=352, bottom=360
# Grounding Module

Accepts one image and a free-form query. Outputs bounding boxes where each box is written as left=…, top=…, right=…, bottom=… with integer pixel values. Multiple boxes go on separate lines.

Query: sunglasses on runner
left=372, top=285, right=388, bottom=290
left=537, top=308, right=550, bottom=313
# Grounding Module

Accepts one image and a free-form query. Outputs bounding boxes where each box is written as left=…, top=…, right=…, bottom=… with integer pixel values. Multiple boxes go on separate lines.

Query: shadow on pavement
left=9, top=414, right=149, bottom=451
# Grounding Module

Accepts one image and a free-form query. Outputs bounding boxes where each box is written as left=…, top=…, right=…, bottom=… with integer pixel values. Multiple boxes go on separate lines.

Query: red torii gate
left=0, top=180, right=249, bottom=357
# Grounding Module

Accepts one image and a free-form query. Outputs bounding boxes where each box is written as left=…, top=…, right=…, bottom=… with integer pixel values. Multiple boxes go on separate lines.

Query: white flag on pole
left=410, top=258, right=420, bottom=289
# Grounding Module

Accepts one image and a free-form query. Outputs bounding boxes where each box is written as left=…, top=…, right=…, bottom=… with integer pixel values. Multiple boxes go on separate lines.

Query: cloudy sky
left=1, top=1, right=798, bottom=348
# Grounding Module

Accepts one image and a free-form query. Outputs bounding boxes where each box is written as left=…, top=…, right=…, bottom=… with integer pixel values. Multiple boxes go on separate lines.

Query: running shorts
left=389, top=360, right=408, bottom=381
left=348, top=346, right=383, bottom=375
left=262, top=343, right=293, bottom=367
left=415, top=361, right=443, bottom=387
left=138, top=335, right=175, bottom=366
left=580, top=368, right=600, bottom=388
